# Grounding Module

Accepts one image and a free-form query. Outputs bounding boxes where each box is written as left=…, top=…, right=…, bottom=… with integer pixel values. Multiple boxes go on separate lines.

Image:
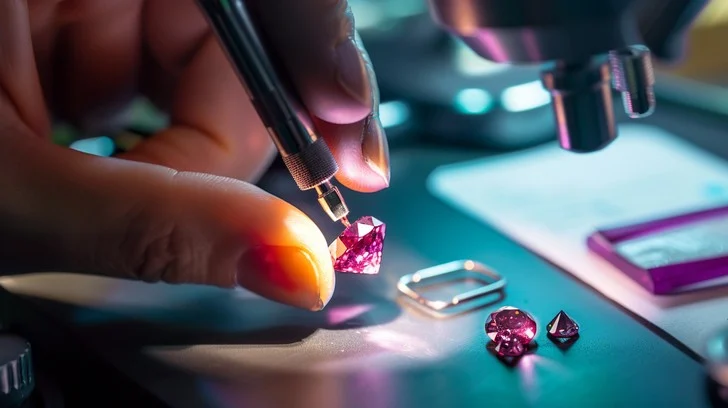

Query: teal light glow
left=501, top=80, right=551, bottom=112
left=70, top=136, right=115, bottom=157
left=349, top=2, right=385, bottom=29
left=453, top=88, right=494, bottom=115
left=379, top=101, right=411, bottom=128
left=454, top=42, right=509, bottom=77
left=350, top=0, right=423, bottom=30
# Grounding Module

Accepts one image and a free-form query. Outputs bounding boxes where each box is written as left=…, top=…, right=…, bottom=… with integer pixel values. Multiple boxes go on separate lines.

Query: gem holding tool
left=197, top=1, right=387, bottom=275
left=196, top=0, right=349, bottom=225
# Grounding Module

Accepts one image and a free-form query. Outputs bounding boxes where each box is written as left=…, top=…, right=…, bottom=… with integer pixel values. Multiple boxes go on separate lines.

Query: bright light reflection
left=518, top=354, right=539, bottom=400
left=455, top=42, right=509, bottom=77
left=366, top=330, right=437, bottom=358
left=516, top=354, right=566, bottom=403
left=349, top=0, right=423, bottom=30
left=501, top=80, right=551, bottom=112
left=326, top=304, right=373, bottom=326
left=348, top=2, right=385, bottom=29
left=454, top=88, right=494, bottom=115
left=69, top=136, right=115, bottom=157
left=379, top=101, right=411, bottom=128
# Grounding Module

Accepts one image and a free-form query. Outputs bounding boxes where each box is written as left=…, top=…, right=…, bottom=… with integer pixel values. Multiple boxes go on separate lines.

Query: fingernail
left=335, top=37, right=371, bottom=108
left=362, top=115, right=390, bottom=187
left=352, top=30, right=389, bottom=187
left=237, top=246, right=333, bottom=311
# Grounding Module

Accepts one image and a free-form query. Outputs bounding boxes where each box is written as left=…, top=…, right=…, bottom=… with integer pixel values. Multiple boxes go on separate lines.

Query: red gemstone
left=546, top=311, right=579, bottom=338
left=485, top=306, right=537, bottom=357
left=329, top=216, right=386, bottom=274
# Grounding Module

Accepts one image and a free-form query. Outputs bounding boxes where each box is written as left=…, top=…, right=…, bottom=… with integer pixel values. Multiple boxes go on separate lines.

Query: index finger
left=249, top=0, right=390, bottom=191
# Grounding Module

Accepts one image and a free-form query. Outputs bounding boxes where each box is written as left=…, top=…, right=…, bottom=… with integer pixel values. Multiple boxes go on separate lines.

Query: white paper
left=428, top=124, right=728, bottom=356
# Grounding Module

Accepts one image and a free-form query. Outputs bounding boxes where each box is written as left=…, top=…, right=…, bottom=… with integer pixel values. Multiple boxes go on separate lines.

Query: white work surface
left=428, top=124, right=728, bottom=357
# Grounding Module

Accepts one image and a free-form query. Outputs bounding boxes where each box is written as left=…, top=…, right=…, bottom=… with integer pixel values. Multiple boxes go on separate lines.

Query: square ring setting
left=397, top=260, right=506, bottom=317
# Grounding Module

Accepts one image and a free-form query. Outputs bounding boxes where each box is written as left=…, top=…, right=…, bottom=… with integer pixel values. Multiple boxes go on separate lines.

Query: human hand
left=0, top=0, right=389, bottom=311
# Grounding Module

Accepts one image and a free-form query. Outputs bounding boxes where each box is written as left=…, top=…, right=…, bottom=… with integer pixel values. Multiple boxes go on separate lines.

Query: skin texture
left=0, top=0, right=390, bottom=311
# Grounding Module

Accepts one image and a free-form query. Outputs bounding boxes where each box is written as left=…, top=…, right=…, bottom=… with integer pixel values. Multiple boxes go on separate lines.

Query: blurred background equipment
left=352, top=0, right=718, bottom=152
left=362, top=14, right=556, bottom=151
left=0, top=334, right=35, bottom=408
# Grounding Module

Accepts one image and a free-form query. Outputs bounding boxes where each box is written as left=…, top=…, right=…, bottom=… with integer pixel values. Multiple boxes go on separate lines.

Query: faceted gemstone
left=546, top=310, right=580, bottom=338
left=329, top=216, right=386, bottom=274
left=493, top=339, right=525, bottom=357
left=485, top=306, right=537, bottom=357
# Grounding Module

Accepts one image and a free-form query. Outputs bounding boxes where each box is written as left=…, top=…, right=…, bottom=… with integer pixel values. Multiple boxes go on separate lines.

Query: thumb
left=0, top=133, right=335, bottom=311
left=249, top=0, right=391, bottom=192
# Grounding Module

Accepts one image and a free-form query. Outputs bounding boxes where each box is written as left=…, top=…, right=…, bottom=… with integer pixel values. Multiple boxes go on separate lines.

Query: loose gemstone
left=546, top=310, right=580, bottom=338
left=485, top=306, right=537, bottom=357
left=493, top=339, right=525, bottom=357
left=329, top=216, right=386, bottom=274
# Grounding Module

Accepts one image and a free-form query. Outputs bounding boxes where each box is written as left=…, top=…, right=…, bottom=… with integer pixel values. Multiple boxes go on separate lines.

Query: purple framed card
left=587, top=206, right=728, bottom=294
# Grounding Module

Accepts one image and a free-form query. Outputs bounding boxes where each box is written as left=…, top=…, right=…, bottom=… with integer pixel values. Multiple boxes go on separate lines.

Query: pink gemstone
left=493, top=339, right=525, bottom=357
left=546, top=310, right=579, bottom=338
left=485, top=306, right=537, bottom=357
left=329, top=216, right=386, bottom=274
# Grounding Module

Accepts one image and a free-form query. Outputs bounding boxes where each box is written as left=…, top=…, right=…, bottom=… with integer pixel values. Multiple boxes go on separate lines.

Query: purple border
left=586, top=205, right=728, bottom=294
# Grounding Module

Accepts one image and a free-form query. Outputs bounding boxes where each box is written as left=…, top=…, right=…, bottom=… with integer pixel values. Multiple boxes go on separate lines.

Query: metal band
left=281, top=138, right=339, bottom=190
left=397, top=260, right=506, bottom=317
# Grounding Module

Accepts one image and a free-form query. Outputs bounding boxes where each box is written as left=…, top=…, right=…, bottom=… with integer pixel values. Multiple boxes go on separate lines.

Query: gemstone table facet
left=329, top=216, right=386, bottom=274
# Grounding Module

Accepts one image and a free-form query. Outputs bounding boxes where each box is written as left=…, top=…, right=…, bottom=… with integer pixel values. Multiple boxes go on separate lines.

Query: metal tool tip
left=315, top=182, right=350, bottom=222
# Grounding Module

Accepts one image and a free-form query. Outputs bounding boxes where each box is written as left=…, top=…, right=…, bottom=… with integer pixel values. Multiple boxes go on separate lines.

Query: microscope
left=426, top=0, right=709, bottom=153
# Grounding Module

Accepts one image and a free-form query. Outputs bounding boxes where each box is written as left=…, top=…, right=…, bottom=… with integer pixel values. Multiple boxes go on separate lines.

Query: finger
left=47, top=0, right=144, bottom=133
left=314, top=115, right=389, bottom=193
left=123, top=34, right=275, bottom=180
left=115, top=1, right=274, bottom=180
left=250, top=0, right=390, bottom=190
left=249, top=0, right=370, bottom=124
left=0, top=132, right=335, bottom=311
left=0, top=0, right=50, bottom=138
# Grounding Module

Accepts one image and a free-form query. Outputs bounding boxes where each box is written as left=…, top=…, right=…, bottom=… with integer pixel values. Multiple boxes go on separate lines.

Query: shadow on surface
left=707, top=376, right=728, bottom=408
left=548, top=334, right=580, bottom=352
left=485, top=341, right=539, bottom=368
left=15, top=281, right=402, bottom=348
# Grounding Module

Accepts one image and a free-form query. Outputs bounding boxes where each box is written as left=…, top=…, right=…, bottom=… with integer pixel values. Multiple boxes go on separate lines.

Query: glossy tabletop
left=1, top=102, right=727, bottom=407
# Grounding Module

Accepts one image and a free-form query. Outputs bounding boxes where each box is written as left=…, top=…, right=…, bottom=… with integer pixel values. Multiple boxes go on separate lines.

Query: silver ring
left=397, top=260, right=506, bottom=317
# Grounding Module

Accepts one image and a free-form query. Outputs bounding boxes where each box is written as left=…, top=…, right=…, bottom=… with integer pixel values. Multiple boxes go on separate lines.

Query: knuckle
left=115, top=206, right=192, bottom=284
left=106, top=179, right=208, bottom=284
left=138, top=222, right=184, bottom=283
